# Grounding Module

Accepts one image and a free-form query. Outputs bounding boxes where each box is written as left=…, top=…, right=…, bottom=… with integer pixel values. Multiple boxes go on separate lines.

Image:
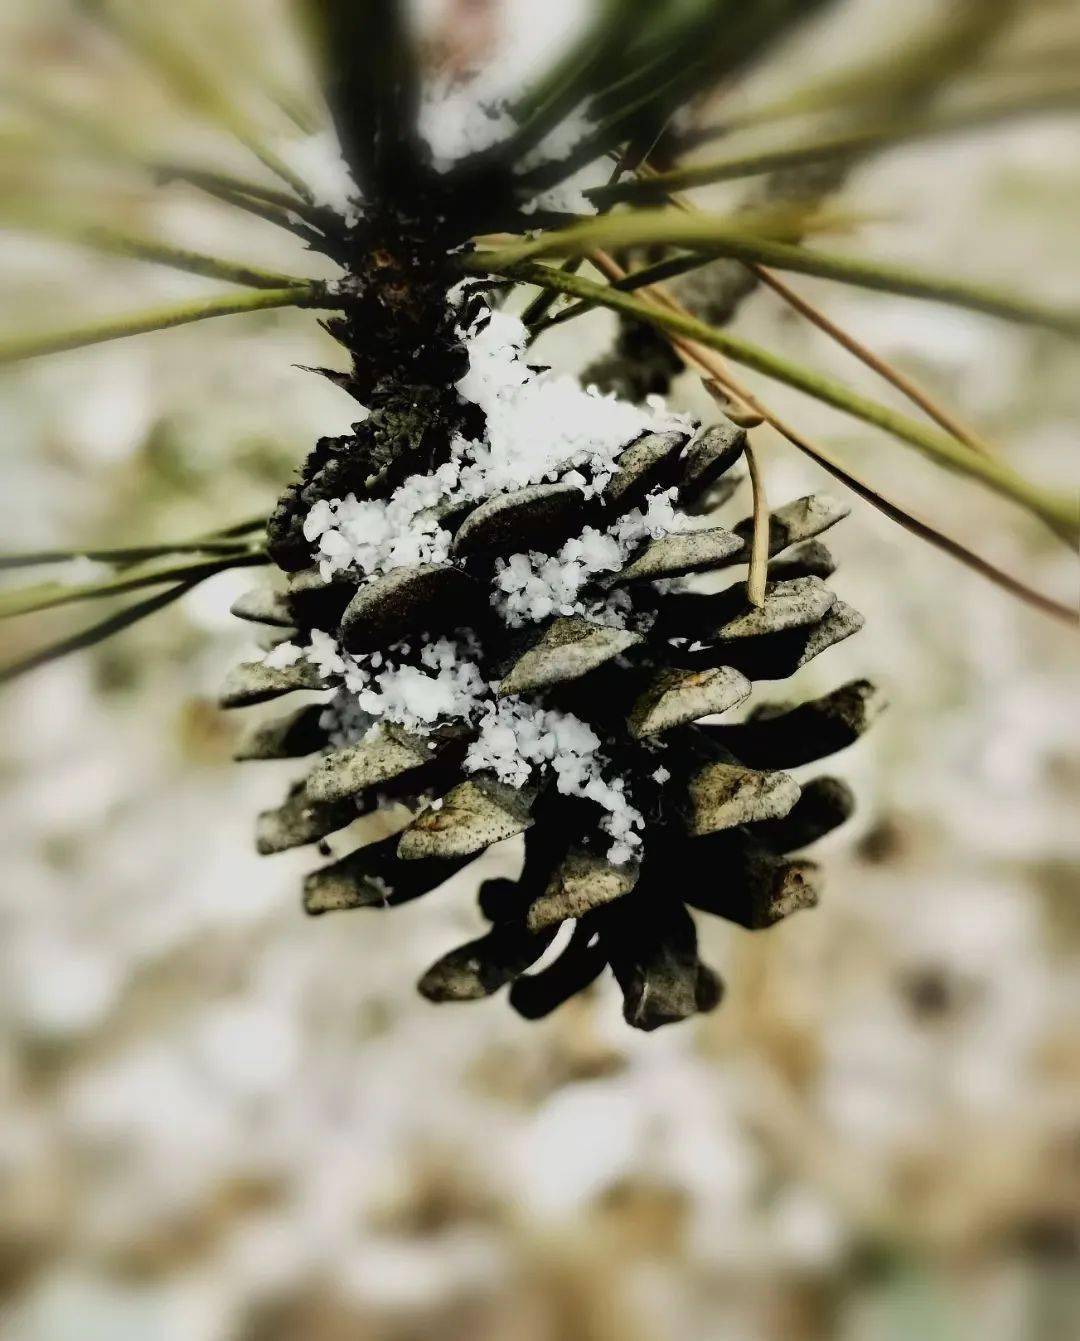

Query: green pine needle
left=0, top=287, right=332, bottom=367
left=0, top=552, right=269, bottom=620
left=471, top=258, right=1078, bottom=545
left=480, top=216, right=1080, bottom=340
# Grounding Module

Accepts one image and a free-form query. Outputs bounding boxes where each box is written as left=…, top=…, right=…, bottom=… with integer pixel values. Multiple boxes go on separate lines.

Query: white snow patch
left=276, top=128, right=362, bottom=226
left=452, top=310, right=688, bottom=498
left=302, top=303, right=690, bottom=586
left=518, top=108, right=601, bottom=217
left=466, top=701, right=643, bottom=864
left=419, top=77, right=516, bottom=172
left=519, top=168, right=600, bottom=218
left=262, top=640, right=304, bottom=669
left=312, top=632, right=643, bottom=864
left=492, top=489, right=679, bottom=626
left=50, top=557, right=114, bottom=588
left=414, top=0, right=591, bottom=172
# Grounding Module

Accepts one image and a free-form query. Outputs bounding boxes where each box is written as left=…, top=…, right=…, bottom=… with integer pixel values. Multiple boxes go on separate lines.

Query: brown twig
left=588, top=252, right=1078, bottom=630
left=633, top=160, right=1004, bottom=458
left=749, top=264, right=998, bottom=457
left=702, top=367, right=1078, bottom=629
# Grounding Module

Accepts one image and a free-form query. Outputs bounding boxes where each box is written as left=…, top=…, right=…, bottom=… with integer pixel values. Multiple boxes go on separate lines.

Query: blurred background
left=1, top=2, right=1078, bottom=1338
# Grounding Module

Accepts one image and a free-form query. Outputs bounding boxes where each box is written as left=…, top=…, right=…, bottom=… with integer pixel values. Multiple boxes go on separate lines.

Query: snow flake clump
left=325, top=636, right=487, bottom=737
left=493, top=489, right=679, bottom=626
left=466, top=699, right=644, bottom=865
left=416, top=10, right=594, bottom=178
left=452, top=309, right=685, bottom=498
left=419, top=77, right=515, bottom=172
left=277, top=128, right=362, bottom=227
left=306, top=631, right=644, bottom=866
left=303, top=468, right=457, bottom=582
left=262, top=640, right=305, bottom=670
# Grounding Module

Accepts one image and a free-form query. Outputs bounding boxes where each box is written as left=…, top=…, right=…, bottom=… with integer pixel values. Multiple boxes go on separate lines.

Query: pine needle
left=680, top=234, right=1080, bottom=340
left=83, top=0, right=315, bottom=202
left=749, top=266, right=999, bottom=458
left=0, top=210, right=318, bottom=291
left=0, top=580, right=198, bottom=685
left=480, top=221, right=1080, bottom=340
left=0, top=286, right=330, bottom=367
left=0, top=553, right=268, bottom=620
left=478, top=204, right=864, bottom=269
left=707, top=368, right=1079, bottom=631
left=587, top=255, right=1078, bottom=629
left=0, top=540, right=253, bottom=571
left=469, top=257, right=1077, bottom=544
left=603, top=81, right=1080, bottom=195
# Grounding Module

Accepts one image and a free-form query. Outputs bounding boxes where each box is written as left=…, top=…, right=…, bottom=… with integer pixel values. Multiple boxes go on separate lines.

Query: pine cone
left=224, top=319, right=881, bottom=1028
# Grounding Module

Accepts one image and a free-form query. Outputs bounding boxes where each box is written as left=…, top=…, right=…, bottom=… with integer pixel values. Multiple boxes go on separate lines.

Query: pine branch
left=469, top=258, right=1077, bottom=544
left=0, top=286, right=331, bottom=367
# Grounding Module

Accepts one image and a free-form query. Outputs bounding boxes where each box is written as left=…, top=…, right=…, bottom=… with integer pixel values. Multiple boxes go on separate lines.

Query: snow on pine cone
left=221, top=299, right=882, bottom=1031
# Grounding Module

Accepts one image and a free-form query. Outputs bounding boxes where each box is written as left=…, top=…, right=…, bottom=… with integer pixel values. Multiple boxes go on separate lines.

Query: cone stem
left=744, top=440, right=769, bottom=608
